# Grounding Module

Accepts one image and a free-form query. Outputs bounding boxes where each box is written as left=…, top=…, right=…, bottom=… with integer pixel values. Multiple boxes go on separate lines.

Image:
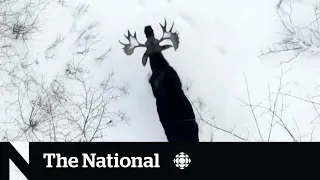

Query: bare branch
left=184, top=80, right=248, bottom=142
left=260, top=0, right=320, bottom=64
left=243, top=73, right=263, bottom=141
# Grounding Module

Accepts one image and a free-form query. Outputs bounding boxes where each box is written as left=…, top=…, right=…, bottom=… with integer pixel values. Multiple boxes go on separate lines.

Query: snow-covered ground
left=1, top=0, right=320, bottom=146
left=5, top=0, right=320, bottom=179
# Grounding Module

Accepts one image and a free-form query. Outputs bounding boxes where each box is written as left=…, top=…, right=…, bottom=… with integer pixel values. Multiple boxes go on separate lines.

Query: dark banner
left=0, top=142, right=318, bottom=180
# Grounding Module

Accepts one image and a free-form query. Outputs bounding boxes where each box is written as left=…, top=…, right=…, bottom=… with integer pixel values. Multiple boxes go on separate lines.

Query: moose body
left=148, top=52, right=199, bottom=142
left=119, top=19, right=199, bottom=142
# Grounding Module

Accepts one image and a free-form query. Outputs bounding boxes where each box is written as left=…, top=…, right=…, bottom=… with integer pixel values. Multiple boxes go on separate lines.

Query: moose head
left=119, top=19, right=180, bottom=66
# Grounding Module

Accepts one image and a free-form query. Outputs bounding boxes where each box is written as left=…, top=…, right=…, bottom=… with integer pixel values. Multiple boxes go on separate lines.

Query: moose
left=119, top=19, right=199, bottom=142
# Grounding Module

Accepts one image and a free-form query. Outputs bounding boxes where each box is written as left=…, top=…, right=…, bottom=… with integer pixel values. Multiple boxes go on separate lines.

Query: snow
left=5, top=0, right=320, bottom=178
left=1, top=0, right=320, bottom=145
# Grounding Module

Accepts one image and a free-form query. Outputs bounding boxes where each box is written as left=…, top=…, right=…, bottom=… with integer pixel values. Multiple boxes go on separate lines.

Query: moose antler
left=119, top=30, right=146, bottom=55
left=158, top=18, right=180, bottom=51
left=119, top=19, right=180, bottom=57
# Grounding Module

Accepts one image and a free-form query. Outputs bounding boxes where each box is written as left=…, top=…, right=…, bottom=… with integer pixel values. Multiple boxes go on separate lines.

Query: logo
left=173, top=152, right=191, bottom=169
left=0, top=142, right=30, bottom=180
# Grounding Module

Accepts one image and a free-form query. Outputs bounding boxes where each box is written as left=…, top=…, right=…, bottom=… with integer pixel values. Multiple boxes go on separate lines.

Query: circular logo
left=173, top=152, right=191, bottom=169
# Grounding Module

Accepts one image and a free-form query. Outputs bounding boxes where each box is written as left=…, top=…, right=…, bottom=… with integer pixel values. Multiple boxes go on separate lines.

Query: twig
left=243, top=73, right=263, bottom=141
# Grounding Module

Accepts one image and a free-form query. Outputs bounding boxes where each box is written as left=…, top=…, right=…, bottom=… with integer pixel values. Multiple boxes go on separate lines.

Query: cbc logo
left=173, top=152, right=191, bottom=169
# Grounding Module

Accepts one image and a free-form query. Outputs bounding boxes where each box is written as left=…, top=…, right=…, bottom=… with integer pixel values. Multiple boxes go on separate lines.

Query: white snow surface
left=1, top=0, right=320, bottom=145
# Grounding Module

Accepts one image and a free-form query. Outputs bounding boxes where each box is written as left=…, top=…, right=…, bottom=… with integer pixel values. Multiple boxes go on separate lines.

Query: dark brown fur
left=148, top=51, right=199, bottom=142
